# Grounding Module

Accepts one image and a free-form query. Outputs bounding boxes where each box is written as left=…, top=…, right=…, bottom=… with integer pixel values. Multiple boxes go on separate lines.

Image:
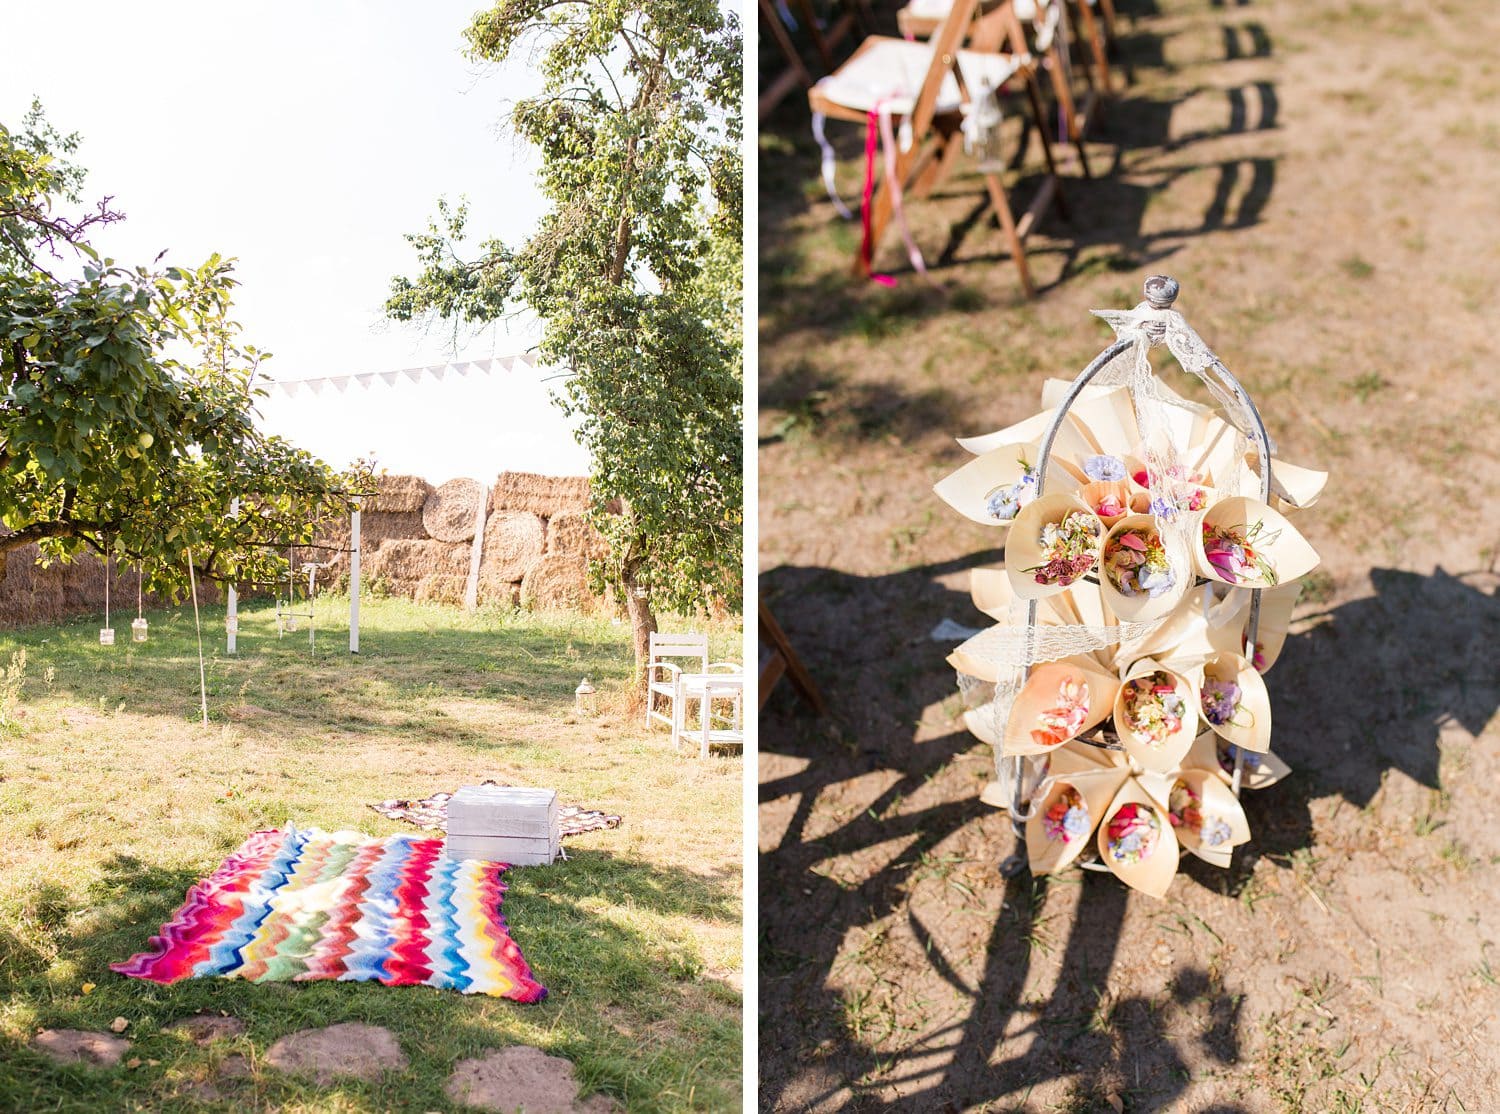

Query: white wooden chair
left=645, top=632, right=709, bottom=734
left=689, top=673, right=745, bottom=759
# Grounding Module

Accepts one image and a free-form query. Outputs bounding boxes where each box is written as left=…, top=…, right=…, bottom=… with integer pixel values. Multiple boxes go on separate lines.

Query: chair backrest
left=909, top=0, right=1026, bottom=139
left=648, top=631, right=709, bottom=672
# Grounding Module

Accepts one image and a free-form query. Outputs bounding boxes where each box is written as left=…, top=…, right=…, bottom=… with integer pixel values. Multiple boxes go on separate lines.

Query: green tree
left=0, top=103, right=364, bottom=596
left=387, top=0, right=742, bottom=689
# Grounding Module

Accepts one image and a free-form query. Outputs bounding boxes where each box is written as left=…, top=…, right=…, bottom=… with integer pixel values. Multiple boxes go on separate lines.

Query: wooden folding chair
left=808, top=0, right=1068, bottom=294
left=896, top=0, right=1099, bottom=165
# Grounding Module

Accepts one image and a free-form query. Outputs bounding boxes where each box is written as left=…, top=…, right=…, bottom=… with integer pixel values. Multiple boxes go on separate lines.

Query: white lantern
left=99, top=628, right=115, bottom=646
left=131, top=617, right=148, bottom=643
left=575, top=677, right=598, bottom=716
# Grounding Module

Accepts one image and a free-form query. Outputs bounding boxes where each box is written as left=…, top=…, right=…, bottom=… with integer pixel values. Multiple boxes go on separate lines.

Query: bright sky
left=0, top=0, right=591, bottom=481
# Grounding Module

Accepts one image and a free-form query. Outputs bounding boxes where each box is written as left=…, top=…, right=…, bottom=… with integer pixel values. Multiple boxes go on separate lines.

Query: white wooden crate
left=444, top=785, right=560, bottom=866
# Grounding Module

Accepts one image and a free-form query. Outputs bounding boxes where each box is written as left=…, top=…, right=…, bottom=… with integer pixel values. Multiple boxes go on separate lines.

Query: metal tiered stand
left=998, top=274, right=1275, bottom=878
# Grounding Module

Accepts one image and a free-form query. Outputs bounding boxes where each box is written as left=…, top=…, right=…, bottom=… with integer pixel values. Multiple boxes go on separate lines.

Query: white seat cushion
left=818, top=39, right=1025, bottom=116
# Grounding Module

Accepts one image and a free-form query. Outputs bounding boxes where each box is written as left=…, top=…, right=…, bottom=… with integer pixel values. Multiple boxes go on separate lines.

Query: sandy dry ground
left=758, top=0, right=1500, bottom=1109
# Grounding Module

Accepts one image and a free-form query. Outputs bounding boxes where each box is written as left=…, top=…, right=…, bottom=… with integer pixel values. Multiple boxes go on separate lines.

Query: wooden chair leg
left=1074, top=0, right=1112, bottom=96
left=1024, top=76, right=1074, bottom=220
left=982, top=171, right=1035, bottom=298
left=908, top=133, right=961, bottom=199
left=851, top=164, right=898, bottom=276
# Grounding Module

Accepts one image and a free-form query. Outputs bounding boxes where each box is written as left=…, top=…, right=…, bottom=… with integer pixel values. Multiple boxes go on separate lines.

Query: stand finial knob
left=1143, top=275, right=1179, bottom=309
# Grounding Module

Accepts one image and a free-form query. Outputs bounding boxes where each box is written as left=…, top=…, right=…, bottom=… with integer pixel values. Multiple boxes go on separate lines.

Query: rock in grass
left=166, top=1014, right=246, bottom=1044
left=444, top=1045, right=618, bottom=1112
left=265, top=1022, right=407, bottom=1085
left=32, top=1028, right=131, bottom=1068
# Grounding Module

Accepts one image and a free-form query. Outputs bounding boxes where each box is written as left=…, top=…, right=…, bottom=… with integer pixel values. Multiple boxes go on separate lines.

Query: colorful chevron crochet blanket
left=112, top=827, right=547, bottom=1001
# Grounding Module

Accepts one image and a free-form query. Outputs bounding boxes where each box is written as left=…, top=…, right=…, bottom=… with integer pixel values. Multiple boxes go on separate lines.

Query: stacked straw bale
left=0, top=471, right=614, bottom=628
left=489, top=472, right=591, bottom=517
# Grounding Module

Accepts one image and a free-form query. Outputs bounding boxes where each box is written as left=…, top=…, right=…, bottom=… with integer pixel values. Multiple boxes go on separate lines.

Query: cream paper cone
left=956, top=410, right=1100, bottom=463
left=1047, top=739, right=1125, bottom=776
left=1182, top=412, right=1243, bottom=488
left=1113, top=658, right=1199, bottom=773
left=1098, top=515, right=1191, bottom=624
left=1205, top=581, right=1302, bottom=672
left=1119, top=587, right=1212, bottom=667
left=1096, top=778, right=1180, bottom=898
left=1217, top=737, right=1292, bottom=790
left=1197, top=651, right=1272, bottom=753
left=970, top=567, right=1016, bottom=621
left=1066, top=387, right=1142, bottom=460
left=1080, top=480, right=1132, bottom=527
left=1183, top=730, right=1233, bottom=787
left=1195, top=497, right=1320, bottom=587
left=934, top=444, right=1083, bottom=528
left=1002, top=657, right=1121, bottom=756
left=963, top=706, right=1001, bottom=748
left=1026, top=766, right=1129, bottom=874
left=1169, top=770, right=1252, bottom=862
left=1005, top=494, right=1105, bottom=601
left=1241, top=451, right=1329, bottom=511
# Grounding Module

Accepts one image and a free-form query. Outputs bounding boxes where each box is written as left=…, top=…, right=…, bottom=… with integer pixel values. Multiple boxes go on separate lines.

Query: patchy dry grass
left=0, top=597, right=742, bottom=1111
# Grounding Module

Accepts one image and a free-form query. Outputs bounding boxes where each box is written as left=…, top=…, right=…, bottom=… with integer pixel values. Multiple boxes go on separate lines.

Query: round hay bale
left=545, top=511, right=609, bottom=560
left=477, top=575, right=521, bottom=610
left=520, top=554, right=593, bottom=612
left=416, top=574, right=469, bottom=607
left=422, top=478, right=485, bottom=543
left=369, top=474, right=432, bottom=513
left=489, top=473, right=591, bottom=518
left=480, top=513, right=545, bottom=583
left=366, top=539, right=471, bottom=584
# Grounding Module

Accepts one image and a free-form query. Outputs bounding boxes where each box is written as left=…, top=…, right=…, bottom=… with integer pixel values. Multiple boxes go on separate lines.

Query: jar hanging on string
left=131, top=564, right=148, bottom=642
left=964, top=78, right=1007, bottom=173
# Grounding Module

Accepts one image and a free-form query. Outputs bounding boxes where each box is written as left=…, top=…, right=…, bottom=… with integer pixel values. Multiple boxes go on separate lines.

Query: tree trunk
left=623, top=568, right=657, bottom=707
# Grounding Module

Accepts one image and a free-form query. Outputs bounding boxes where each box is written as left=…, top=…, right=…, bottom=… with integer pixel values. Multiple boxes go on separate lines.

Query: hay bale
left=370, top=474, right=432, bottom=513
left=545, top=511, right=608, bottom=560
left=477, top=575, right=521, bottom=610
left=416, top=574, right=469, bottom=607
left=355, top=511, right=427, bottom=551
left=0, top=544, right=66, bottom=626
left=489, top=473, right=591, bottom=518
left=422, top=478, right=485, bottom=543
left=366, top=539, right=472, bottom=583
left=520, top=554, right=594, bottom=612
left=480, top=513, right=545, bottom=583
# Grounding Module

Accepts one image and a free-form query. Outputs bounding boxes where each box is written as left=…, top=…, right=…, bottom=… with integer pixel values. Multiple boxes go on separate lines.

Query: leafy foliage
left=0, top=104, right=365, bottom=595
left=387, top=0, right=742, bottom=670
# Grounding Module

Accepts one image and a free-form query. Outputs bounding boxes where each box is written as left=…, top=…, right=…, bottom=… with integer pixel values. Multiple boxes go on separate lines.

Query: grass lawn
left=0, top=595, right=742, bottom=1112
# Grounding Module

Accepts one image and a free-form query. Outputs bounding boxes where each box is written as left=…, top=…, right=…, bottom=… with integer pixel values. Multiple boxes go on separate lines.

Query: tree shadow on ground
left=759, top=560, right=1499, bottom=1109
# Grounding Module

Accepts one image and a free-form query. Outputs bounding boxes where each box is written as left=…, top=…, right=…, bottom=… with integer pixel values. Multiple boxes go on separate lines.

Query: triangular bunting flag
left=330, top=376, right=351, bottom=393
left=403, top=367, right=423, bottom=384
left=355, top=372, right=376, bottom=389
left=430, top=365, right=447, bottom=381
left=380, top=371, right=400, bottom=386
left=307, top=379, right=324, bottom=396
left=281, top=380, right=300, bottom=397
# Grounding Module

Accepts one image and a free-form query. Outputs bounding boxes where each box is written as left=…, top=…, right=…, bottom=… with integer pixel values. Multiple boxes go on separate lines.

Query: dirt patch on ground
left=758, top=0, right=1500, bottom=1108
left=264, top=1022, right=407, bottom=1085
left=445, top=1046, right=618, bottom=1113
left=31, top=1029, right=130, bottom=1068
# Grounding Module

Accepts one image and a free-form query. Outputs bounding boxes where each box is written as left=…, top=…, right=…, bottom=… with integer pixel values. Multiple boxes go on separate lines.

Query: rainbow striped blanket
left=112, top=827, right=547, bottom=1001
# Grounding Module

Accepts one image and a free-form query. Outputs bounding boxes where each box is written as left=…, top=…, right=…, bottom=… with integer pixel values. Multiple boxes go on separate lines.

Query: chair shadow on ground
left=758, top=0, right=1280, bottom=341
left=759, top=560, right=1499, bottom=1110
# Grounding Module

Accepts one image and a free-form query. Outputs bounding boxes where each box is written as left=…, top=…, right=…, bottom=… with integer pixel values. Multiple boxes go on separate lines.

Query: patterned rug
left=112, top=827, right=547, bottom=1001
left=368, top=780, right=622, bottom=837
